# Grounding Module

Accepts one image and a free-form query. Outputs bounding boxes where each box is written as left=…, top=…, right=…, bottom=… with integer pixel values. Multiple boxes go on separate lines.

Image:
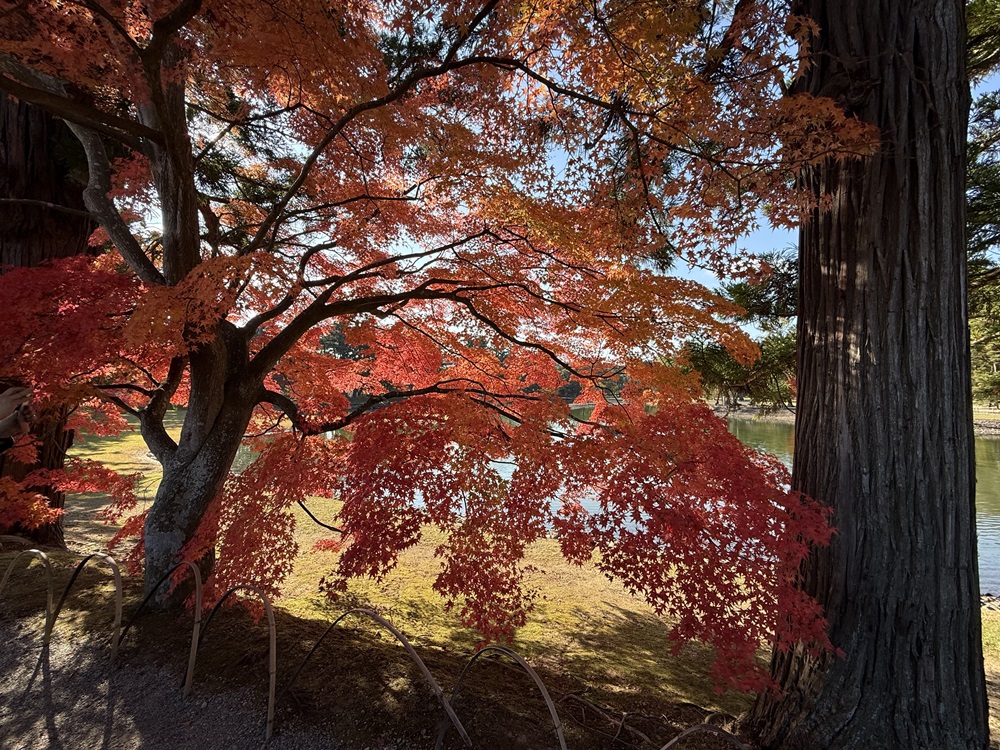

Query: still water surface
left=727, top=418, right=1000, bottom=595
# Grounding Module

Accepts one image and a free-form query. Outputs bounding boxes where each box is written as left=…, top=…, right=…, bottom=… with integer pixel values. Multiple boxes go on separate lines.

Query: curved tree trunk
left=142, top=413, right=252, bottom=599
left=0, top=94, right=95, bottom=547
left=745, top=2, right=989, bottom=748
left=140, top=327, right=259, bottom=602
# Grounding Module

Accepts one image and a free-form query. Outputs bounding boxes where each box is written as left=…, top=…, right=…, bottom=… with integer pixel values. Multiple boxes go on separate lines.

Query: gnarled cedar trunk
left=0, top=94, right=95, bottom=547
left=744, top=2, right=989, bottom=747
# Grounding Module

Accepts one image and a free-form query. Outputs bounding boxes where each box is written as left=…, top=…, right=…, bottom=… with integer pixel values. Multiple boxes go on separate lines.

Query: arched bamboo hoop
left=118, top=560, right=203, bottom=695
left=47, top=553, right=122, bottom=663
left=0, top=549, right=54, bottom=639
left=276, top=607, right=471, bottom=746
left=193, top=584, right=277, bottom=741
left=658, top=723, right=751, bottom=750
left=435, top=645, right=567, bottom=750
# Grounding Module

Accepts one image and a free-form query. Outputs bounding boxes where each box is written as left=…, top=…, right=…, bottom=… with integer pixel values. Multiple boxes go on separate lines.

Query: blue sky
left=678, top=70, right=1000, bottom=305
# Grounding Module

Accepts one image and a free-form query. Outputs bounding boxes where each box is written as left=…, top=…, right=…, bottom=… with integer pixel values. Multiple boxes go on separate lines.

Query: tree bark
left=143, top=414, right=250, bottom=598
left=745, top=2, right=989, bottom=748
left=0, top=94, right=95, bottom=547
left=141, top=325, right=257, bottom=602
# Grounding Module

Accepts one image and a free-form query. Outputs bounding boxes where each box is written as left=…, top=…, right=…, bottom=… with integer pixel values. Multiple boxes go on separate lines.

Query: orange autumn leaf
left=0, top=0, right=872, bottom=689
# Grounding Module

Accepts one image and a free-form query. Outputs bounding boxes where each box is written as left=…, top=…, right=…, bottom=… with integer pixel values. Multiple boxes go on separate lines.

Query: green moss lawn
left=3, top=413, right=998, bottom=748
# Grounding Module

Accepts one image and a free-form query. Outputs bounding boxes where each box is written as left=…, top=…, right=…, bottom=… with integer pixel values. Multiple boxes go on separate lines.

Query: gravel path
left=0, top=616, right=348, bottom=750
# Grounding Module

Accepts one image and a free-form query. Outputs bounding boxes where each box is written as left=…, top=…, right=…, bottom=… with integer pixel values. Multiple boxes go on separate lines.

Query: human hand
left=0, top=388, right=32, bottom=440
left=0, top=387, right=30, bottom=419
left=0, top=407, right=30, bottom=440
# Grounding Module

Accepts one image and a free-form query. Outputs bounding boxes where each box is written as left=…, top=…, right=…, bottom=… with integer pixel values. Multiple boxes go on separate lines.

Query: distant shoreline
left=714, top=404, right=1000, bottom=438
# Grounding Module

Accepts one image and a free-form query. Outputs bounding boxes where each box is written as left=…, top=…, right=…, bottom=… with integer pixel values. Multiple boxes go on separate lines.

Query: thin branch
left=77, top=0, right=143, bottom=57
left=297, top=500, right=342, bottom=534
left=699, top=0, right=756, bottom=81
left=442, top=0, right=501, bottom=65
left=94, top=382, right=156, bottom=398
left=451, top=294, right=620, bottom=382
left=193, top=120, right=240, bottom=165
left=312, top=230, right=492, bottom=289
left=184, top=99, right=249, bottom=123
left=971, top=266, right=1000, bottom=290
left=93, top=391, right=140, bottom=419
left=243, top=44, right=503, bottom=256
left=392, top=313, right=504, bottom=384
left=118, top=355, right=159, bottom=387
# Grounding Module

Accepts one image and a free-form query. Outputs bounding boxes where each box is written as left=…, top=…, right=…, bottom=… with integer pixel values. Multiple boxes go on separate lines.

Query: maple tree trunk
left=144, top=424, right=245, bottom=601
left=143, top=330, right=258, bottom=602
left=744, top=1, right=989, bottom=748
left=0, top=94, right=94, bottom=547
left=144, top=463, right=227, bottom=599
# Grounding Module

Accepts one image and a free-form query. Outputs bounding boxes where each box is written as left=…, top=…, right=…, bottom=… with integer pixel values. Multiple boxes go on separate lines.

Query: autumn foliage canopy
left=0, top=0, right=874, bottom=689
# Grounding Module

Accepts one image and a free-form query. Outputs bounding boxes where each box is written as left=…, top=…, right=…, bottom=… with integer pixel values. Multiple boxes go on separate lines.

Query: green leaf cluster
left=686, top=333, right=796, bottom=412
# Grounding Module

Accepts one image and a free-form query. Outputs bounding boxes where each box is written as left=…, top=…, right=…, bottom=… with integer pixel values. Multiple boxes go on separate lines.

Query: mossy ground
left=3, top=414, right=999, bottom=748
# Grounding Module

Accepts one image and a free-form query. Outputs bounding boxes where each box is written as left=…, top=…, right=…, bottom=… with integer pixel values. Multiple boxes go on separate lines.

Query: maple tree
left=0, top=0, right=874, bottom=688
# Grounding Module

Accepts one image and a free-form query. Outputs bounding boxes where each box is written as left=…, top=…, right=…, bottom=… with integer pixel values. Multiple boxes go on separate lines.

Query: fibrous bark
left=745, top=2, right=989, bottom=747
left=0, top=94, right=95, bottom=547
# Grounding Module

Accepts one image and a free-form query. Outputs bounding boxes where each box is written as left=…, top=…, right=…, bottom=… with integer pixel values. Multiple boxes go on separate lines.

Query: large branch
left=258, top=379, right=543, bottom=436
left=0, top=51, right=167, bottom=284
left=147, top=0, right=203, bottom=59
left=246, top=268, right=622, bottom=396
left=245, top=279, right=465, bottom=380
left=63, top=124, right=167, bottom=284
left=242, top=2, right=501, bottom=256
left=0, top=198, right=92, bottom=219
left=260, top=381, right=577, bottom=442
left=247, top=274, right=622, bottom=417
left=242, top=230, right=494, bottom=349
left=0, top=54, right=162, bottom=147
left=134, top=356, right=186, bottom=465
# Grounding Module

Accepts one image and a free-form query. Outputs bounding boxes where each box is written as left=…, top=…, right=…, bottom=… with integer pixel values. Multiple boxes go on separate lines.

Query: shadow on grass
left=0, top=550, right=751, bottom=750
left=562, top=603, right=753, bottom=719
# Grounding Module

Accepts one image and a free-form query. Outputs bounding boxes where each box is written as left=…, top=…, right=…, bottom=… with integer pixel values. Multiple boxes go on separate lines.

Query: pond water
left=727, top=418, right=1000, bottom=595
